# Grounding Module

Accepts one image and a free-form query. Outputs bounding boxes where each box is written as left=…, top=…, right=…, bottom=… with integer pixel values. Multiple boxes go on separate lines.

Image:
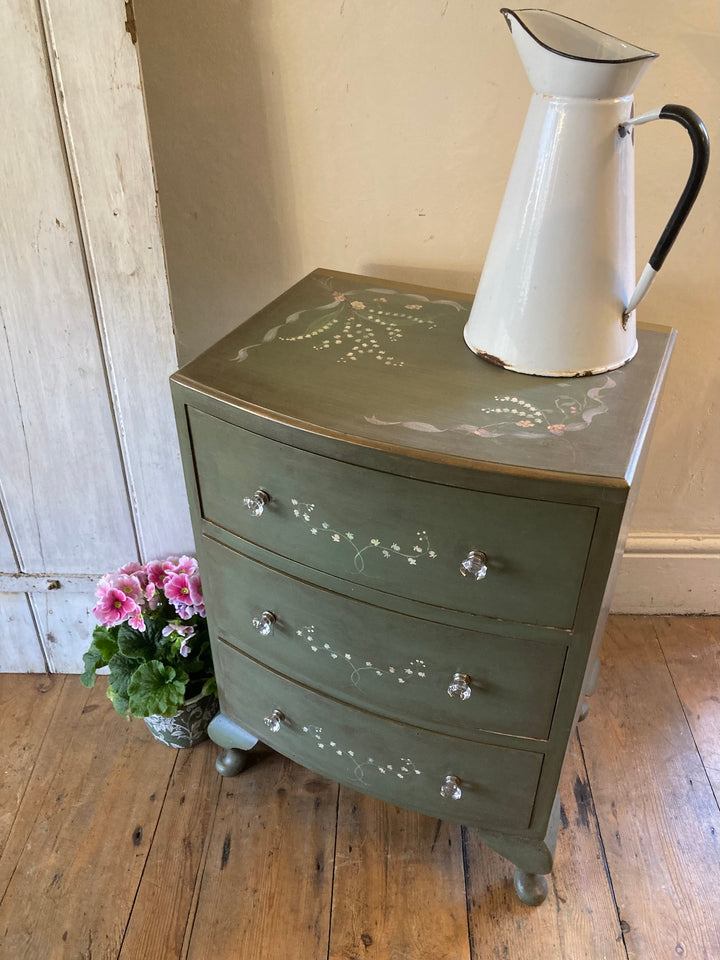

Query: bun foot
left=216, top=747, right=249, bottom=777
left=578, top=700, right=590, bottom=722
left=513, top=868, right=549, bottom=906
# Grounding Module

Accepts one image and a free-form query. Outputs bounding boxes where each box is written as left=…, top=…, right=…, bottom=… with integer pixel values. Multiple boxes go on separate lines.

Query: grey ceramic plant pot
left=144, top=692, right=219, bottom=748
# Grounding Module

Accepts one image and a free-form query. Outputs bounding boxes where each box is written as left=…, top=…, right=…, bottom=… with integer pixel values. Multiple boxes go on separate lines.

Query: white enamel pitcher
left=464, top=8, right=709, bottom=377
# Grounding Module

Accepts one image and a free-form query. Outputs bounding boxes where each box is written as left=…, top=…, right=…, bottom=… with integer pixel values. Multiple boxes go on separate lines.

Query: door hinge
left=125, top=0, right=137, bottom=44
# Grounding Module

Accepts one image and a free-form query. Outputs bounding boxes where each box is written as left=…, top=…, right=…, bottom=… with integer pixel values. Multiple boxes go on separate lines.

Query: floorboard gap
left=117, top=750, right=180, bottom=958
left=0, top=674, right=67, bottom=868
left=652, top=617, right=720, bottom=812
left=180, top=765, right=225, bottom=960
left=460, top=824, right=478, bottom=960
left=0, top=676, right=73, bottom=904
left=324, top=782, right=342, bottom=960
left=576, top=731, right=630, bottom=960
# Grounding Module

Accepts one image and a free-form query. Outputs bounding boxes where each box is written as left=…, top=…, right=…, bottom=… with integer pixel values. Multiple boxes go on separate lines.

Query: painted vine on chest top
left=229, top=275, right=617, bottom=442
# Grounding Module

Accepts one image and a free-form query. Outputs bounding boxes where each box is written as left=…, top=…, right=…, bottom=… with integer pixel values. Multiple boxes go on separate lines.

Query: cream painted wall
left=135, top=0, right=719, bottom=611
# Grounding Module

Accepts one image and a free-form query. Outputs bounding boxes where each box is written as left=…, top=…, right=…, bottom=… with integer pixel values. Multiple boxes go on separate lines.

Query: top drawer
left=187, top=408, right=596, bottom=628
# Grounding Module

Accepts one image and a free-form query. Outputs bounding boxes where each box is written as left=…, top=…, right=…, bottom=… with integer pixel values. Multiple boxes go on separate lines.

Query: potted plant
left=80, top=556, right=218, bottom=748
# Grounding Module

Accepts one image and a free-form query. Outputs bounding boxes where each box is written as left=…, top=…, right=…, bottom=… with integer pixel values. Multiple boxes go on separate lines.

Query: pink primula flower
left=162, top=622, right=195, bottom=656
left=111, top=573, right=144, bottom=604
left=162, top=623, right=195, bottom=639
left=187, top=574, right=203, bottom=606
left=177, top=600, right=205, bottom=620
left=145, top=558, right=177, bottom=588
left=93, top=587, right=138, bottom=626
left=144, top=561, right=164, bottom=587
left=94, top=554, right=205, bottom=629
left=165, top=571, right=205, bottom=620
left=144, top=581, right=160, bottom=610
left=118, top=562, right=147, bottom=588
left=165, top=571, right=202, bottom=602
left=95, top=573, right=117, bottom=598
left=170, top=555, right=199, bottom=578
left=164, top=572, right=192, bottom=605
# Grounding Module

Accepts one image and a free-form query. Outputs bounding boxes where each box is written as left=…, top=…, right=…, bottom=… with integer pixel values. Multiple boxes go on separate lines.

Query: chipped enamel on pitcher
left=464, top=9, right=709, bottom=377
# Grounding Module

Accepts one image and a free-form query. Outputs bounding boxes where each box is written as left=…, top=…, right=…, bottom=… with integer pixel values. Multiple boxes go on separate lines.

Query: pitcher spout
left=501, top=8, right=658, bottom=99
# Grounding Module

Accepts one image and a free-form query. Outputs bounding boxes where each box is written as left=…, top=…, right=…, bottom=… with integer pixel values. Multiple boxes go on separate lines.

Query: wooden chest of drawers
left=171, top=268, right=674, bottom=905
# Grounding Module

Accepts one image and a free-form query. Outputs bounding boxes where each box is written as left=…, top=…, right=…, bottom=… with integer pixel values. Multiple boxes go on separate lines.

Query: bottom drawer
left=214, top=639, right=544, bottom=832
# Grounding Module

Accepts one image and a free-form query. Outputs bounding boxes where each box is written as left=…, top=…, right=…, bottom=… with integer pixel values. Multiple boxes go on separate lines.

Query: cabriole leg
left=473, top=793, right=560, bottom=906
left=208, top=712, right=258, bottom=777
left=216, top=748, right=249, bottom=777
left=513, top=868, right=549, bottom=906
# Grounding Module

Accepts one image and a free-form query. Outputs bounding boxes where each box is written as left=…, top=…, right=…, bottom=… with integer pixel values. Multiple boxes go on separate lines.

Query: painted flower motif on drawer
left=229, top=276, right=467, bottom=368
left=298, top=625, right=427, bottom=688
left=302, top=724, right=422, bottom=786
left=290, top=499, right=437, bottom=573
left=366, top=377, right=617, bottom=440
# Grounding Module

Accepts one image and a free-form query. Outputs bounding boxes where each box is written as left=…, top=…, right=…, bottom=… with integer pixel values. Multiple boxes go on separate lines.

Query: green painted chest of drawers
left=170, top=268, right=674, bottom=905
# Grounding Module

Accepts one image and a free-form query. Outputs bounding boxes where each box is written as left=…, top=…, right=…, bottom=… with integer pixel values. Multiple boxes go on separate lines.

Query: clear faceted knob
left=460, top=550, right=488, bottom=581
left=252, top=611, right=276, bottom=636
left=243, top=489, right=269, bottom=517
left=447, top=673, right=472, bottom=701
left=440, top=775, right=463, bottom=800
left=263, top=709, right=285, bottom=733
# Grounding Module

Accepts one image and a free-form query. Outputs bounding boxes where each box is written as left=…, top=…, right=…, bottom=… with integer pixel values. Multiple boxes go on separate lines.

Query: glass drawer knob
left=263, top=709, right=285, bottom=733
left=447, top=673, right=472, bottom=700
left=243, top=489, right=270, bottom=517
left=440, top=775, right=463, bottom=800
left=460, top=550, right=488, bottom=581
left=252, top=611, right=276, bottom=636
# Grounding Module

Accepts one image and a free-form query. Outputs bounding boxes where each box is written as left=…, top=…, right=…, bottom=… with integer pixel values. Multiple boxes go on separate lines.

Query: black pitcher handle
left=620, top=104, right=710, bottom=317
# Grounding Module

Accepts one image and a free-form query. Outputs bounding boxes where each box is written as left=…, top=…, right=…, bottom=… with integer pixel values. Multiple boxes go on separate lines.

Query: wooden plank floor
left=0, top=615, right=717, bottom=960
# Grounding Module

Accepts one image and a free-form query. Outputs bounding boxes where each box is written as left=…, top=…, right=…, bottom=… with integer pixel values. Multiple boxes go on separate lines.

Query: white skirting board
left=612, top=534, right=720, bottom=614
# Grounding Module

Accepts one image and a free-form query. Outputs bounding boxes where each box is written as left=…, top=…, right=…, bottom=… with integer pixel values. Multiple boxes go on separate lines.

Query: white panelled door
left=0, top=0, right=193, bottom=672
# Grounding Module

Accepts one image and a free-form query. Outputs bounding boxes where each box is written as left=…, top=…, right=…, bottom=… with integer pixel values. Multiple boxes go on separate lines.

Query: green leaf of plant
left=91, top=625, right=119, bottom=662
left=107, top=684, right=130, bottom=718
left=107, top=652, right=140, bottom=715
left=144, top=616, right=164, bottom=649
left=127, top=661, right=189, bottom=718
left=80, top=643, right=104, bottom=688
left=184, top=656, right=207, bottom=675
left=117, top=622, right=156, bottom=661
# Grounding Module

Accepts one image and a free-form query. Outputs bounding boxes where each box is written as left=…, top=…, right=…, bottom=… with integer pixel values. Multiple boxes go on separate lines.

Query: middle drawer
left=201, top=535, right=566, bottom=743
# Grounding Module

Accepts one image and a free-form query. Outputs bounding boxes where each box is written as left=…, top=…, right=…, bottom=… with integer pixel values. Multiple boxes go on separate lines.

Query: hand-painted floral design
left=144, top=693, right=219, bottom=748
left=301, top=725, right=422, bottom=785
left=229, top=276, right=466, bottom=367
left=366, top=377, right=616, bottom=440
left=297, top=625, right=427, bottom=688
left=290, top=499, right=437, bottom=573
